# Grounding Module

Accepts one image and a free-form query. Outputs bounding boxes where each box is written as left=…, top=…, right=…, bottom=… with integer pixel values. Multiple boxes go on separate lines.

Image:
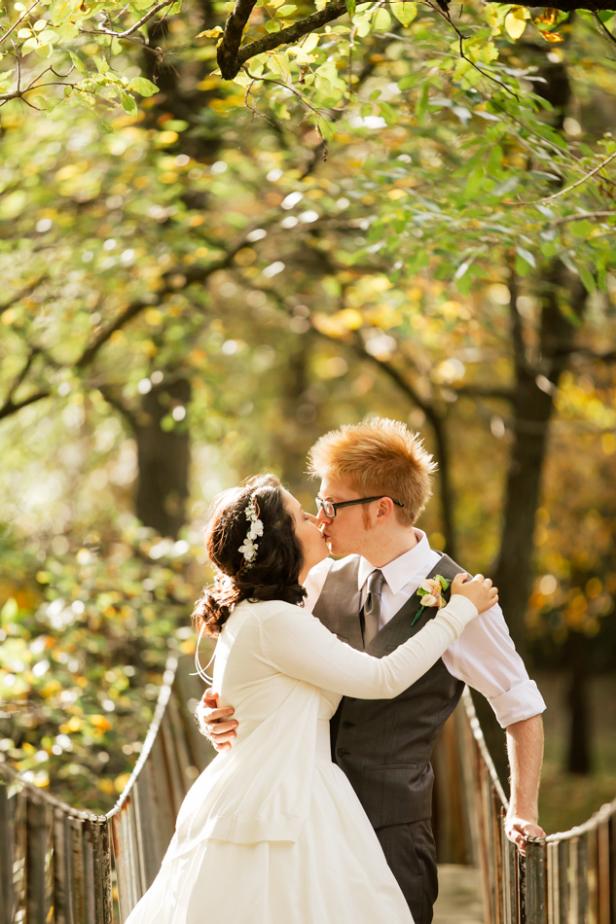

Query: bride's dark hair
left=192, top=474, right=307, bottom=636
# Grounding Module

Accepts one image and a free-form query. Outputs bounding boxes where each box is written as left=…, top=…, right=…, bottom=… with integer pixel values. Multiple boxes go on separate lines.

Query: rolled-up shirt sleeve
left=442, top=603, right=546, bottom=729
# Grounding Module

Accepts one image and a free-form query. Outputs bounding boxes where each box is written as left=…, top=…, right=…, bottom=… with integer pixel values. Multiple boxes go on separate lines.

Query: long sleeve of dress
left=258, top=595, right=478, bottom=700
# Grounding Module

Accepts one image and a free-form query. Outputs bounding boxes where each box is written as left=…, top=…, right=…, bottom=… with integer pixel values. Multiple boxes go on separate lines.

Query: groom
left=199, top=417, right=546, bottom=924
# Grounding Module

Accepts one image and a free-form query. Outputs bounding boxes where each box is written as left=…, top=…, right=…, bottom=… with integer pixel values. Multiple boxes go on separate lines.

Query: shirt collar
left=357, top=529, right=438, bottom=594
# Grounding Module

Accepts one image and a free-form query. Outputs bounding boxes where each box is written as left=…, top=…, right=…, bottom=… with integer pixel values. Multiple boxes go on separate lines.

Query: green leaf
left=373, top=7, right=392, bottom=31
left=128, top=77, right=159, bottom=97
left=120, top=92, right=138, bottom=113
left=390, top=1, right=417, bottom=27
left=579, top=265, right=596, bottom=294
left=415, top=83, right=429, bottom=121
left=68, top=51, right=87, bottom=74
left=516, top=246, right=536, bottom=269
left=346, top=0, right=356, bottom=16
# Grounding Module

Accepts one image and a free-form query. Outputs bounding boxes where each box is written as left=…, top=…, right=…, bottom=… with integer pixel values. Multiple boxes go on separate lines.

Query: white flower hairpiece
left=238, top=494, right=264, bottom=565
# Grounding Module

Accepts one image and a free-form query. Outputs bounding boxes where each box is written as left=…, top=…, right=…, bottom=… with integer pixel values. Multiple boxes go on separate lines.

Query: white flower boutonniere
left=411, top=575, right=451, bottom=626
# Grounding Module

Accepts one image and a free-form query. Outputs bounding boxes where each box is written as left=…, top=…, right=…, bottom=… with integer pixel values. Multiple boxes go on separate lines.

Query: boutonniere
left=410, top=575, right=451, bottom=626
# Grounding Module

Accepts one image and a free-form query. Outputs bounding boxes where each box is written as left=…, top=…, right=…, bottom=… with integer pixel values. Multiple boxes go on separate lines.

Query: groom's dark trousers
left=313, top=554, right=465, bottom=924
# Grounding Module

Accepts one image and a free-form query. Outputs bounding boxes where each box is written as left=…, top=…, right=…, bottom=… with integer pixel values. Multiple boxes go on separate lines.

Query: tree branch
left=543, top=149, right=616, bottom=203
left=0, top=0, right=41, bottom=46
left=0, top=222, right=272, bottom=423
left=553, top=210, right=616, bottom=226
left=79, top=0, right=176, bottom=39
left=0, top=389, right=50, bottom=421
left=0, top=275, right=48, bottom=317
left=453, top=384, right=515, bottom=401
left=217, top=0, right=259, bottom=80
left=219, top=0, right=372, bottom=79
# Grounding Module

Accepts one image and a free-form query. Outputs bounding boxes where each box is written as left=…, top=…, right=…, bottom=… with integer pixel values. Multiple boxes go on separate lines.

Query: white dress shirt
left=304, top=530, right=546, bottom=730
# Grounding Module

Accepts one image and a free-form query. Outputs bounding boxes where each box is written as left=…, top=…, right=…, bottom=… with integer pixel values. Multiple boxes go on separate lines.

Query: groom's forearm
left=506, top=714, right=544, bottom=821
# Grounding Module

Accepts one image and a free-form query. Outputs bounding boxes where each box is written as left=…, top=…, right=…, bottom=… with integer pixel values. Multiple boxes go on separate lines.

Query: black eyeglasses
left=315, top=495, right=404, bottom=519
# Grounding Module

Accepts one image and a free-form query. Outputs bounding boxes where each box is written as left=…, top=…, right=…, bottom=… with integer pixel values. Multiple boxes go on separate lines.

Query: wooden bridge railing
left=456, top=688, right=616, bottom=924
left=1, top=660, right=615, bottom=923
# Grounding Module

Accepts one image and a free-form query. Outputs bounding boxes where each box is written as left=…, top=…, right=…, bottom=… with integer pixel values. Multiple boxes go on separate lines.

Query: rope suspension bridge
left=1, top=656, right=614, bottom=923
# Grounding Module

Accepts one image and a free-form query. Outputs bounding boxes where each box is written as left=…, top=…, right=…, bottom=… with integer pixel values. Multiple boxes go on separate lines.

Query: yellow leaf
left=535, top=7, right=559, bottom=24
left=98, top=779, right=115, bottom=795
left=115, top=772, right=131, bottom=793
left=196, top=26, right=223, bottom=39
left=90, top=714, right=112, bottom=732
left=390, top=1, right=417, bottom=27
left=540, top=30, right=564, bottom=43
left=504, top=6, right=529, bottom=40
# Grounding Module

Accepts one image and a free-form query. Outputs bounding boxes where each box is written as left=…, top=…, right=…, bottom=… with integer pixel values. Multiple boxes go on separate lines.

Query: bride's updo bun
left=192, top=474, right=307, bottom=636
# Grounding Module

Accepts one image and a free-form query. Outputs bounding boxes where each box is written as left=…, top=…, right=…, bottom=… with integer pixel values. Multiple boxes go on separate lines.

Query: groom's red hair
left=307, top=417, right=436, bottom=527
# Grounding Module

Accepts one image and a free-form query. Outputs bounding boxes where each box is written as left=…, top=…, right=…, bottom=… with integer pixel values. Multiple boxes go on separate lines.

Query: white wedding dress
left=125, top=594, right=477, bottom=924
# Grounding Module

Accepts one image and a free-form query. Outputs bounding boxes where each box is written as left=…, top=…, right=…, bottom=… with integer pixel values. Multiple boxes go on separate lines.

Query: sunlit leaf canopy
left=1, top=0, right=616, bottom=810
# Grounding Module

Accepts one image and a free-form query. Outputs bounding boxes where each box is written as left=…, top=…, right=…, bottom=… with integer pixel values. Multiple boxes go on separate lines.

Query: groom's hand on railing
left=195, top=690, right=238, bottom=751
left=505, top=812, right=546, bottom=855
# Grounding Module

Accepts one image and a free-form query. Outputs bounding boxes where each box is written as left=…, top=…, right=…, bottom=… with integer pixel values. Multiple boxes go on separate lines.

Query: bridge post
left=524, top=837, right=548, bottom=923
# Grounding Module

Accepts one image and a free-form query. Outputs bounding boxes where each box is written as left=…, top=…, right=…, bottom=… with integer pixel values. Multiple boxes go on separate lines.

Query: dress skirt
left=125, top=757, right=414, bottom=924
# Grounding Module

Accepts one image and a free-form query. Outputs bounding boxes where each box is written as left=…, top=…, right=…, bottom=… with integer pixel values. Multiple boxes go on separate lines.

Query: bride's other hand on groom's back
left=197, top=689, right=237, bottom=751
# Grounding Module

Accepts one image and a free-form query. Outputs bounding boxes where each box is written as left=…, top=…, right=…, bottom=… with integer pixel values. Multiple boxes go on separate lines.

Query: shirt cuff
left=488, top=678, right=547, bottom=729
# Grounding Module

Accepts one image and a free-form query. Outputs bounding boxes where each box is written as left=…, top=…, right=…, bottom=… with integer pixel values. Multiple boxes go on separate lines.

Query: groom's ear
left=376, top=497, right=394, bottom=520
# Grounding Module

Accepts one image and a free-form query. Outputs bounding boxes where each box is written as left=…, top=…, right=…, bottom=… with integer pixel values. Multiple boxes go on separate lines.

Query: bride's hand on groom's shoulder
left=451, top=573, right=499, bottom=614
left=195, top=689, right=238, bottom=751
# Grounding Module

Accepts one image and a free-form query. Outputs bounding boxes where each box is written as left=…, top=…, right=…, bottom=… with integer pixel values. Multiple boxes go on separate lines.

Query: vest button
left=337, top=748, right=350, bottom=757
left=341, top=720, right=355, bottom=729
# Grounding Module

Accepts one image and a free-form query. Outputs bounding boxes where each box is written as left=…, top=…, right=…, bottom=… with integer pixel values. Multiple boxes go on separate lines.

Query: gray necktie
left=362, top=570, right=385, bottom=645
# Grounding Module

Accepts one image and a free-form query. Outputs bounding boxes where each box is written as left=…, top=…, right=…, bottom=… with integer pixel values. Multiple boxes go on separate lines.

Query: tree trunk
left=493, top=266, right=586, bottom=652
left=277, top=338, right=314, bottom=494
left=134, top=378, right=191, bottom=538
left=565, top=636, right=594, bottom=774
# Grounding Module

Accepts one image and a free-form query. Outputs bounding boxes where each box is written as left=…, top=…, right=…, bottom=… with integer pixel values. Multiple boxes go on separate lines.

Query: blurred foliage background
left=0, top=0, right=615, bottom=828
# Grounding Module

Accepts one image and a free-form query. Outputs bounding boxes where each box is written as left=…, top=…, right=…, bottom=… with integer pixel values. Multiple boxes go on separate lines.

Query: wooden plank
left=455, top=704, right=480, bottom=867
left=158, top=718, right=185, bottom=817
left=13, top=789, right=28, bottom=924
left=0, top=777, right=16, bottom=924
left=547, top=840, right=559, bottom=924
left=578, top=835, right=590, bottom=924
left=69, top=816, right=86, bottom=924
left=166, top=693, right=196, bottom=793
left=26, top=795, right=54, bottom=923
left=609, top=814, right=616, bottom=924
left=148, top=737, right=176, bottom=854
left=128, top=786, right=147, bottom=901
left=94, top=821, right=114, bottom=924
left=133, top=765, right=164, bottom=888
left=112, top=810, right=132, bottom=923
left=525, top=838, right=548, bottom=922
left=557, top=839, right=569, bottom=924
left=109, top=813, right=124, bottom=924
left=52, top=808, right=70, bottom=924
left=596, top=820, right=610, bottom=924
left=566, top=836, right=579, bottom=924
left=502, top=819, right=519, bottom=924
left=587, top=825, right=599, bottom=924
left=82, top=820, right=98, bottom=924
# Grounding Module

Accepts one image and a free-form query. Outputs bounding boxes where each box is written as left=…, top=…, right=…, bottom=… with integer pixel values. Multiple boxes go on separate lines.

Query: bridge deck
left=434, top=865, right=484, bottom=924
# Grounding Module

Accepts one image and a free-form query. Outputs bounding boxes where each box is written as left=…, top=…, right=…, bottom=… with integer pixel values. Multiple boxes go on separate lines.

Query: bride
left=125, top=474, right=498, bottom=924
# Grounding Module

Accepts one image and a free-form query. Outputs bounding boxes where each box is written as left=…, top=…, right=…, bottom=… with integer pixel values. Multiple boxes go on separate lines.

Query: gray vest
left=313, top=553, right=465, bottom=828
